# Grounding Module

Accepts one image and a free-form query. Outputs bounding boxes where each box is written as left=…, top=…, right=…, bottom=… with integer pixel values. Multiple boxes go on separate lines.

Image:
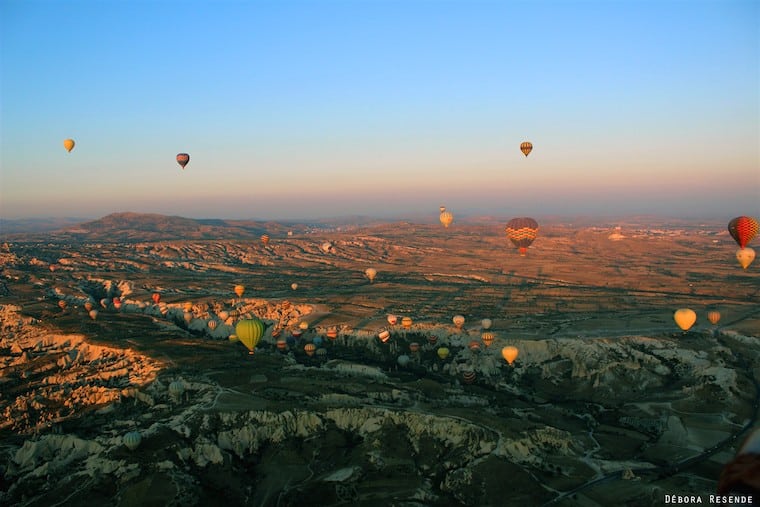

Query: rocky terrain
left=0, top=214, right=758, bottom=506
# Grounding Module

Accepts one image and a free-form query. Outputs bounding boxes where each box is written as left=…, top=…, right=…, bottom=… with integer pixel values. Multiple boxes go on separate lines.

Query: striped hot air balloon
left=520, top=141, right=533, bottom=157
left=261, top=234, right=270, bottom=246
left=707, top=311, right=721, bottom=325
left=728, top=216, right=758, bottom=249
left=462, top=370, right=477, bottom=384
left=123, top=431, right=142, bottom=451
left=481, top=332, right=494, bottom=348
left=378, top=330, right=391, bottom=343
left=505, top=217, right=539, bottom=256
left=304, top=343, right=316, bottom=357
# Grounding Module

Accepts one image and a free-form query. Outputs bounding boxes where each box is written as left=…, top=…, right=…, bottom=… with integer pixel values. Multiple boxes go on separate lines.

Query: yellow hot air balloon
left=365, top=268, right=377, bottom=283
left=736, top=247, right=756, bottom=270
left=234, top=285, right=245, bottom=297
left=707, top=311, right=721, bottom=325
left=439, top=211, right=454, bottom=228
left=63, top=139, right=75, bottom=152
left=501, top=345, right=519, bottom=365
left=299, top=321, right=309, bottom=331
left=673, top=308, right=697, bottom=331
left=437, top=347, right=450, bottom=360
left=236, top=318, right=265, bottom=354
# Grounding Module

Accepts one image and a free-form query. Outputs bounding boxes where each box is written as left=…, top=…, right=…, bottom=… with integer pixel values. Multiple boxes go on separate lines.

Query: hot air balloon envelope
left=63, top=139, right=75, bottom=152
left=728, top=216, right=758, bottom=249
left=236, top=318, right=265, bottom=353
left=505, top=217, right=539, bottom=255
left=673, top=308, right=697, bottom=331
left=520, top=141, right=533, bottom=157
left=176, top=153, right=190, bottom=169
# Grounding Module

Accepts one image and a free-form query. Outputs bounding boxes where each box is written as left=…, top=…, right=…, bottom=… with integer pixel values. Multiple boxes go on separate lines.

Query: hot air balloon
left=208, top=320, right=218, bottom=331
left=84, top=301, right=94, bottom=312
left=291, top=283, right=298, bottom=290
left=304, top=343, right=316, bottom=357
left=481, top=318, right=492, bottom=330
left=168, top=381, right=185, bottom=401
left=58, top=300, right=67, bottom=310
left=674, top=308, right=697, bottom=332
left=440, top=211, right=454, bottom=228
left=397, top=355, right=410, bottom=367
left=501, top=345, right=519, bottom=365
left=520, top=141, right=533, bottom=157
left=326, top=327, right=338, bottom=340
left=276, top=339, right=287, bottom=351
left=736, top=248, right=755, bottom=270
left=505, top=217, right=539, bottom=255
left=123, top=431, right=142, bottom=451
left=468, top=340, right=481, bottom=351
left=378, top=330, right=391, bottom=343
left=63, top=139, right=75, bottom=152
left=481, top=332, right=494, bottom=348
left=439, top=206, right=446, bottom=213
left=365, top=268, right=377, bottom=283
left=453, top=315, right=465, bottom=329
left=183, top=311, right=193, bottom=323
left=401, top=316, right=413, bottom=329
left=113, top=297, right=122, bottom=310
left=299, top=321, right=309, bottom=331
left=707, top=311, right=721, bottom=325
left=261, top=234, right=270, bottom=246
left=234, top=285, right=245, bottom=298
left=728, top=216, right=758, bottom=249
left=176, top=153, right=190, bottom=169
left=387, top=314, right=398, bottom=325
left=152, top=293, right=161, bottom=305
left=236, top=318, right=265, bottom=354
left=88, top=309, right=98, bottom=320
left=462, top=370, right=476, bottom=384
left=437, top=347, right=450, bottom=360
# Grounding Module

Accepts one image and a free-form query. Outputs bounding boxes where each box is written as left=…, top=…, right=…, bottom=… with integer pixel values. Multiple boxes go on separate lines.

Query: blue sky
left=1, top=0, right=758, bottom=220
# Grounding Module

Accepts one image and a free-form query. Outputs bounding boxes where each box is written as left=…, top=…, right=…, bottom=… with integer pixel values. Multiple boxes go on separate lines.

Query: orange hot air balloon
left=326, top=327, right=338, bottom=340
left=152, top=292, right=161, bottom=304
left=176, top=153, right=190, bottom=169
left=183, top=302, right=193, bottom=312
left=736, top=247, right=755, bottom=270
left=234, top=285, right=245, bottom=297
left=63, top=139, right=75, bottom=152
left=58, top=300, right=67, bottom=310
left=520, top=141, right=533, bottom=157
left=261, top=234, right=270, bottom=246
left=440, top=211, right=454, bottom=228
left=501, top=345, right=519, bottom=365
left=728, top=216, right=758, bottom=249
left=707, top=311, right=721, bottom=325
left=401, top=316, right=413, bottom=329
left=674, top=308, right=697, bottom=331
left=304, top=343, right=316, bottom=357
left=468, top=340, right=481, bottom=351
left=481, top=332, right=494, bottom=347
left=378, top=330, right=391, bottom=343
left=505, top=217, right=539, bottom=256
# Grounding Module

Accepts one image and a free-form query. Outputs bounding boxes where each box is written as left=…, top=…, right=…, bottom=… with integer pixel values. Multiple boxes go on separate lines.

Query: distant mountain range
left=0, top=212, right=322, bottom=242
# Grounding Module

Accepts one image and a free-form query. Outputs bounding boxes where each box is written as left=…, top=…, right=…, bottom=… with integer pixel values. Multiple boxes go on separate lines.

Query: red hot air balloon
left=728, top=216, right=758, bottom=249
left=176, top=153, right=190, bottom=169
left=505, top=217, right=539, bottom=256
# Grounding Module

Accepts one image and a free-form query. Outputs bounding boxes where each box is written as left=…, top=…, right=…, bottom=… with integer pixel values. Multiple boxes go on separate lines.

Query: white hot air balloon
left=481, top=318, right=492, bottom=330
left=452, top=315, right=465, bottom=329
left=291, top=283, right=298, bottom=290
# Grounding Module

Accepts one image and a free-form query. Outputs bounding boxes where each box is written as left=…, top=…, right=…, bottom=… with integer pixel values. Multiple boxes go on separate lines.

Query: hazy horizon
left=1, top=1, right=758, bottom=220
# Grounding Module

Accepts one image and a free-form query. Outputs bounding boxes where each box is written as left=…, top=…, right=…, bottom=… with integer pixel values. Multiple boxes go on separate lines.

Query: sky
left=1, top=0, right=758, bottom=221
